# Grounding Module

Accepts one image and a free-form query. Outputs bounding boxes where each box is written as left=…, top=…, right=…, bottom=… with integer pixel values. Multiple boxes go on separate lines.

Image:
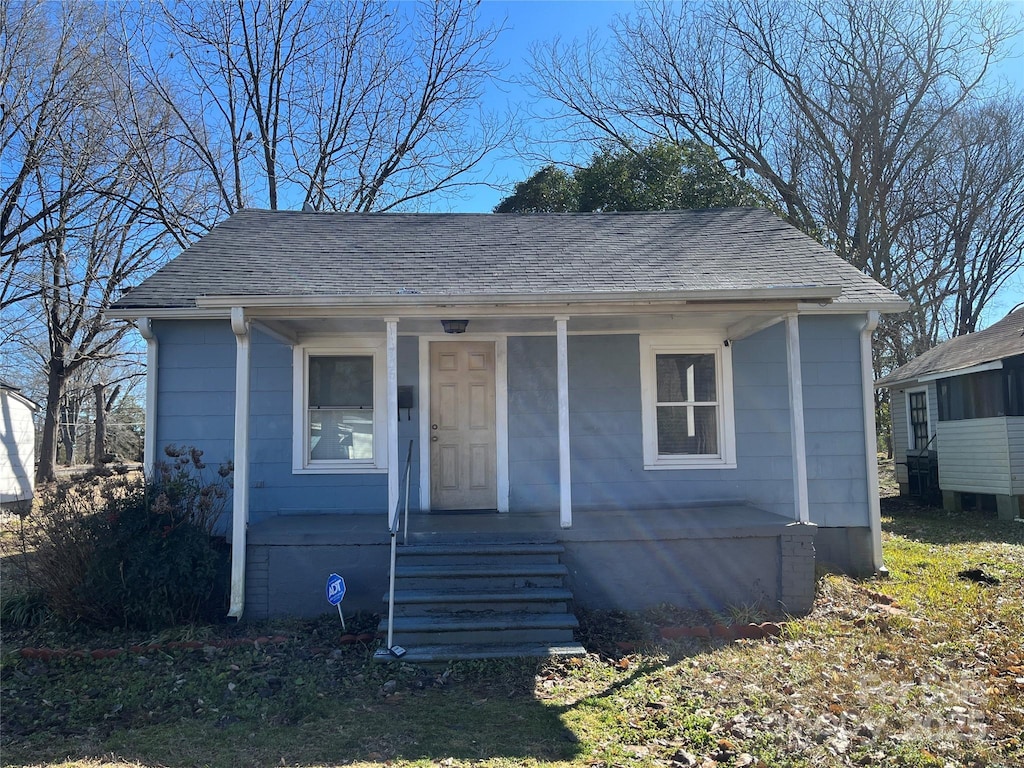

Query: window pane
left=657, top=405, right=718, bottom=455
left=908, top=391, right=929, bottom=450
left=309, top=408, right=374, bottom=460
left=967, top=371, right=1004, bottom=418
left=1008, top=369, right=1024, bottom=417
left=656, top=354, right=716, bottom=402
left=309, top=356, right=373, bottom=408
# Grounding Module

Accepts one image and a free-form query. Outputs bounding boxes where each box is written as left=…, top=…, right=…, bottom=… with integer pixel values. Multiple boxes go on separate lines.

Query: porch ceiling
left=252, top=306, right=796, bottom=342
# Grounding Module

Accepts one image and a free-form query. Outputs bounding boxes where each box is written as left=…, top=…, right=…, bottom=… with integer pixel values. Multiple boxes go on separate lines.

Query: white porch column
left=786, top=314, right=810, bottom=524
left=137, top=318, right=158, bottom=478
left=860, top=311, right=885, bottom=573
left=386, top=318, right=399, bottom=524
left=555, top=316, right=572, bottom=528
left=228, top=307, right=250, bottom=619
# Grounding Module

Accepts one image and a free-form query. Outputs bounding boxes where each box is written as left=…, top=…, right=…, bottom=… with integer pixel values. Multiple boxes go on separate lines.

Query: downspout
left=228, top=307, right=251, bottom=619
left=860, top=311, right=886, bottom=575
left=137, top=318, right=158, bottom=478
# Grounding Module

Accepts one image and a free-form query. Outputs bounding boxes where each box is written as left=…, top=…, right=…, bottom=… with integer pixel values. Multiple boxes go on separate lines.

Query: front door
left=429, top=341, right=497, bottom=510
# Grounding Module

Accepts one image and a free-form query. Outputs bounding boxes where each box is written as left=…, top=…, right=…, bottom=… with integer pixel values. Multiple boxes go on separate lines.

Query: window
left=640, top=336, right=736, bottom=469
left=906, top=389, right=930, bottom=450
left=293, top=342, right=387, bottom=472
left=938, top=369, right=1014, bottom=421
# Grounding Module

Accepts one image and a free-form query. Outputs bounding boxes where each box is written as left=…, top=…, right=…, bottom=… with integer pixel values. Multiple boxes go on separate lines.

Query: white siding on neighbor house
left=889, top=381, right=937, bottom=485
left=1, top=390, right=36, bottom=504
left=937, top=417, right=1011, bottom=495
left=891, top=389, right=909, bottom=484
left=1008, top=416, right=1024, bottom=495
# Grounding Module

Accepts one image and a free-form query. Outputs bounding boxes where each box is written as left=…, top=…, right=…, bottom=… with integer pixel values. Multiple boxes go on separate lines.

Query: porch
left=243, top=504, right=817, bottom=622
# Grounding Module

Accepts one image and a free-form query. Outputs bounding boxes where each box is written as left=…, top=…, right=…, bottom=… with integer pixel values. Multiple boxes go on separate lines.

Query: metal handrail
left=384, top=440, right=415, bottom=656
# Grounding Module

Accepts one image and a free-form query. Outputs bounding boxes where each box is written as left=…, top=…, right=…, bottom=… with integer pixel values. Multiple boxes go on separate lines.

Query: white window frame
left=640, top=334, right=737, bottom=470
left=904, top=386, right=932, bottom=451
left=292, top=339, right=388, bottom=474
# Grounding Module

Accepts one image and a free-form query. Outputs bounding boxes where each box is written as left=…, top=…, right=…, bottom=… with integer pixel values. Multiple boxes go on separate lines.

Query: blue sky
left=460, top=0, right=1024, bottom=323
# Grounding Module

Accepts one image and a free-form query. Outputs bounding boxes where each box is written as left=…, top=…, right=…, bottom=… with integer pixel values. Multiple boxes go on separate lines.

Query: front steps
left=376, top=542, right=585, bottom=663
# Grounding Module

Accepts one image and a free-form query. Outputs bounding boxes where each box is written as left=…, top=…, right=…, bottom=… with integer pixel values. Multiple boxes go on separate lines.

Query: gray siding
left=153, top=319, right=421, bottom=526
left=510, top=323, right=811, bottom=519
left=937, top=417, right=1012, bottom=495
left=507, top=336, right=560, bottom=511
left=799, top=315, right=870, bottom=527
left=155, top=320, right=237, bottom=467
left=155, top=316, right=871, bottom=530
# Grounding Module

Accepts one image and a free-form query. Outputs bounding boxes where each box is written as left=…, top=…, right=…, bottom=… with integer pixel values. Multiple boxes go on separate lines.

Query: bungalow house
left=109, top=208, right=906, bottom=660
left=1, top=379, right=40, bottom=514
left=876, top=307, right=1024, bottom=520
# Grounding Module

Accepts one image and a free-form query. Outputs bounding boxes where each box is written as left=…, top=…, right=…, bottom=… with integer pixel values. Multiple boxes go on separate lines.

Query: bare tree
left=131, top=0, right=513, bottom=213
left=1, top=2, right=217, bottom=483
left=526, top=0, right=1024, bottom=363
left=1, top=0, right=111, bottom=310
left=917, top=98, right=1024, bottom=337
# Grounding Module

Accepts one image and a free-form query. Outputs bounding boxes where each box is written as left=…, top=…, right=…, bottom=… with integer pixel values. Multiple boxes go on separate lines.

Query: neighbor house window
left=937, top=368, right=1020, bottom=421
left=640, top=336, right=736, bottom=469
left=293, top=342, right=387, bottom=473
left=906, top=389, right=931, bottom=450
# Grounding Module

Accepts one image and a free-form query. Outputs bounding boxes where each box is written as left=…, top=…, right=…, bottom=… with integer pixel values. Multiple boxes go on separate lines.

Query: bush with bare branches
left=9, top=446, right=231, bottom=630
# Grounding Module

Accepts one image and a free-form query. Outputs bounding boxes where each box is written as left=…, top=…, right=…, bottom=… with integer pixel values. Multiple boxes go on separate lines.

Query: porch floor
left=248, top=503, right=802, bottom=547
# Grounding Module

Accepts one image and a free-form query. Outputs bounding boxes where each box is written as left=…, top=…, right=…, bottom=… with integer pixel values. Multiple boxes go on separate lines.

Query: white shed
left=1, top=379, right=40, bottom=511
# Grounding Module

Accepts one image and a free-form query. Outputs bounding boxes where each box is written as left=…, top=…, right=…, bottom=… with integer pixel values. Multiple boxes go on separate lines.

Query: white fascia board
left=105, top=306, right=231, bottom=320
left=195, top=285, right=842, bottom=310
left=917, top=360, right=1004, bottom=382
left=797, top=299, right=910, bottom=314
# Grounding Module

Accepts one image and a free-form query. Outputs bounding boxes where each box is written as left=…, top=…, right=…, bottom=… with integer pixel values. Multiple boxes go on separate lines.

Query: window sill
left=292, top=466, right=388, bottom=475
left=644, top=459, right=737, bottom=471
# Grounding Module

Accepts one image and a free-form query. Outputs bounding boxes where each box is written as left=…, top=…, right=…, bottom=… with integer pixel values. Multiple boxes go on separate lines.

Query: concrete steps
left=376, top=542, right=584, bottom=661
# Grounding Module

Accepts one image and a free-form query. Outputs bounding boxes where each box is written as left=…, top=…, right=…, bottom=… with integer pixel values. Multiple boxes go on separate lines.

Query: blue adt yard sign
left=326, top=573, right=346, bottom=605
left=326, top=573, right=347, bottom=630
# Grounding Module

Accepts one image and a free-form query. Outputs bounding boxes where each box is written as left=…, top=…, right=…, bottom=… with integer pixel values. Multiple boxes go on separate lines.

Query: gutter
left=860, top=311, right=887, bottom=576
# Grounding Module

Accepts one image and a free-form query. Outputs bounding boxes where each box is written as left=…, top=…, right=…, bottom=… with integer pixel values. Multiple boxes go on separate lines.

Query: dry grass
left=2, top=481, right=1022, bottom=768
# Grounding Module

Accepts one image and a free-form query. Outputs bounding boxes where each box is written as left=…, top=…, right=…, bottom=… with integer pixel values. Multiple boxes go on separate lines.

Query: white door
left=429, top=341, right=497, bottom=510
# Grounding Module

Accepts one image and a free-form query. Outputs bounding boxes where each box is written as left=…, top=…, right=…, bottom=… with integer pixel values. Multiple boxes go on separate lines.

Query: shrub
left=16, top=446, right=231, bottom=630
left=0, top=591, right=48, bottom=628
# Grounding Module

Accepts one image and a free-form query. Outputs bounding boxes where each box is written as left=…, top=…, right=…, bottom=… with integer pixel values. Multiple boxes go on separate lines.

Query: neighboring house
left=877, top=308, right=1024, bottom=520
left=108, top=208, right=905, bottom=655
left=1, top=379, right=40, bottom=513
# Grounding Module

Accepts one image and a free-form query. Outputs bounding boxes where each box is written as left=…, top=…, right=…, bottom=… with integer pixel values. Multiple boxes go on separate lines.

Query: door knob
left=431, top=435, right=438, bottom=442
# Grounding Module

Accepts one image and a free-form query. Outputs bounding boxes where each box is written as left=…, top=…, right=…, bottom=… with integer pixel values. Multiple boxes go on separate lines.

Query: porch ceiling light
left=441, top=319, right=469, bottom=334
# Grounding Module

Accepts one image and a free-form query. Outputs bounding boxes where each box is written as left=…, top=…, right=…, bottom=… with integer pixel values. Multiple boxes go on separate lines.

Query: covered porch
left=172, top=294, right=840, bottom=620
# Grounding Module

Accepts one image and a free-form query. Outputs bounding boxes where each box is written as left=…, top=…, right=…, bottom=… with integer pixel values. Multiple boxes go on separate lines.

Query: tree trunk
left=35, top=358, right=65, bottom=484
left=93, top=382, right=107, bottom=468
left=59, top=402, right=76, bottom=465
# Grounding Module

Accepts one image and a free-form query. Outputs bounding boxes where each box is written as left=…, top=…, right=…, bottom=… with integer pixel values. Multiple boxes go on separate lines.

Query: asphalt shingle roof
left=876, top=308, right=1024, bottom=387
left=113, top=208, right=904, bottom=309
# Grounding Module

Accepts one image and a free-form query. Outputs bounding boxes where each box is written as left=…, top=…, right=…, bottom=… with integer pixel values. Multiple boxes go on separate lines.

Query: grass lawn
left=2, top=480, right=1022, bottom=767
